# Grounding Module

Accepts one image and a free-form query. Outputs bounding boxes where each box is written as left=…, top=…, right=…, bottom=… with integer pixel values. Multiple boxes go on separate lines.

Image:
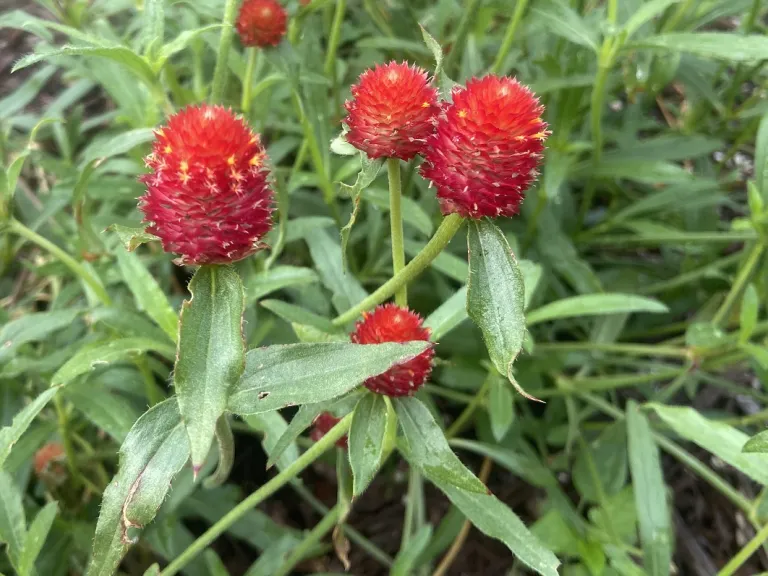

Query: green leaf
left=743, top=430, right=768, bottom=453
left=349, top=394, right=388, bottom=495
left=756, top=111, right=768, bottom=198
left=51, top=338, right=175, bottom=387
left=140, top=0, right=164, bottom=54
left=305, top=228, right=367, bottom=313
left=740, top=284, right=759, bottom=344
left=419, top=25, right=454, bottom=98
left=81, top=127, right=154, bottom=166
left=0, top=471, right=25, bottom=566
left=63, top=382, right=140, bottom=442
left=247, top=266, right=319, bottom=303
left=0, top=309, right=81, bottom=364
left=18, top=501, right=58, bottom=576
left=266, top=393, right=362, bottom=469
left=394, top=396, right=486, bottom=494
left=628, top=33, right=768, bottom=62
left=107, top=224, right=160, bottom=252
left=243, top=412, right=300, bottom=473
left=627, top=401, right=672, bottom=576
left=0, top=65, right=56, bottom=121
left=14, top=45, right=157, bottom=88
left=423, top=474, right=559, bottom=576
left=175, top=266, right=245, bottom=470
left=649, top=404, right=768, bottom=484
left=228, top=342, right=429, bottom=415
left=467, top=220, right=530, bottom=396
left=391, top=524, right=432, bottom=576
left=260, top=299, right=339, bottom=333
left=622, top=0, right=679, bottom=39
left=526, top=294, right=668, bottom=326
left=0, top=388, right=58, bottom=470
left=155, top=25, right=223, bottom=70
left=86, top=399, right=190, bottom=576
left=742, top=343, right=768, bottom=370
left=339, top=154, right=384, bottom=269
left=488, top=373, right=515, bottom=442
left=573, top=422, right=628, bottom=502
left=116, top=250, right=178, bottom=343
left=531, top=0, right=598, bottom=51
left=424, top=286, right=468, bottom=341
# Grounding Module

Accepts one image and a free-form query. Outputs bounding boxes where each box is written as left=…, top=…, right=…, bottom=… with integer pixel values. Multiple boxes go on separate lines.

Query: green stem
left=534, top=341, right=690, bottom=358
left=324, top=0, right=346, bottom=79
left=712, top=243, right=765, bottom=327
left=54, top=395, right=84, bottom=487
left=490, top=0, right=529, bottom=75
left=241, top=47, right=258, bottom=114
left=159, top=414, right=352, bottom=576
left=332, top=214, right=464, bottom=326
left=388, top=158, right=407, bottom=307
left=718, top=521, right=768, bottom=576
left=443, top=0, right=481, bottom=74
left=446, top=375, right=492, bottom=439
left=273, top=504, right=341, bottom=576
left=210, top=0, right=239, bottom=104
left=9, top=219, right=111, bottom=306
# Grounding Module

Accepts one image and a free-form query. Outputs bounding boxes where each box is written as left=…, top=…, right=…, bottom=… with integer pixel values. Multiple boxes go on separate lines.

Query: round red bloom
left=139, top=104, right=273, bottom=265
left=344, top=61, right=439, bottom=161
left=34, top=443, right=65, bottom=476
left=420, top=75, right=548, bottom=219
left=310, top=412, right=348, bottom=449
left=236, top=0, right=287, bottom=48
left=351, top=304, right=434, bottom=397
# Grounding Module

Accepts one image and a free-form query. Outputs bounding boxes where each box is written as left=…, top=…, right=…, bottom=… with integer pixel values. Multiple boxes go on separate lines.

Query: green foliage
left=2, top=0, right=768, bottom=575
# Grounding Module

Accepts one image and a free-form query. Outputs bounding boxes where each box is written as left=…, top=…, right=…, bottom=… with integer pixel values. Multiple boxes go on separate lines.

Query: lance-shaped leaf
left=466, top=220, right=534, bottom=399
left=227, top=342, right=429, bottom=415
left=349, top=394, right=390, bottom=495
left=394, top=396, right=486, bottom=494
left=175, top=266, right=245, bottom=471
left=0, top=388, right=58, bottom=470
left=339, top=151, right=384, bottom=270
left=86, top=399, right=190, bottom=576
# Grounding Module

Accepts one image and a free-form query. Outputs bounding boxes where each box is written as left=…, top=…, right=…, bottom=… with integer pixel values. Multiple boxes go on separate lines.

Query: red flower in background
left=420, top=75, right=548, bottom=219
left=310, top=412, right=348, bottom=449
left=351, top=304, right=434, bottom=397
left=344, top=61, right=439, bottom=160
left=34, top=443, right=65, bottom=476
left=237, top=0, right=287, bottom=48
left=139, top=104, right=273, bottom=265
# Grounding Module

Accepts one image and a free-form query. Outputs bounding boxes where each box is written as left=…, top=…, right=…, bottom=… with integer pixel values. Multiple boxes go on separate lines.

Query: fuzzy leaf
left=228, top=342, right=429, bottom=415
left=339, top=154, right=384, bottom=270
left=18, top=501, right=58, bottom=576
left=175, top=266, right=245, bottom=470
left=395, top=396, right=486, bottom=493
left=86, top=399, right=190, bottom=576
left=349, top=393, right=388, bottom=495
left=107, top=225, right=160, bottom=252
left=0, top=471, right=25, bottom=567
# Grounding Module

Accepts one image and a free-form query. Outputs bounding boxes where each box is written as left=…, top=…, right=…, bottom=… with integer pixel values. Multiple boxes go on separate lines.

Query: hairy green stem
left=332, top=214, right=464, bottom=326
left=388, top=158, right=407, bottom=307
left=159, top=414, right=353, bottom=576
left=210, top=0, right=239, bottom=103
left=491, top=0, right=529, bottom=74
left=241, top=47, right=258, bottom=114
left=274, top=504, right=340, bottom=576
left=9, top=219, right=111, bottom=306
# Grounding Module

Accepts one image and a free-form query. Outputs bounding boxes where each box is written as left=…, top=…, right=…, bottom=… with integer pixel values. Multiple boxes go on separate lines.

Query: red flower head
left=310, top=412, right=348, bottom=449
left=351, top=304, right=434, bottom=397
left=139, top=104, right=273, bottom=265
left=236, top=0, right=287, bottom=48
left=344, top=61, right=440, bottom=161
left=34, top=443, right=65, bottom=476
left=421, top=75, right=548, bottom=219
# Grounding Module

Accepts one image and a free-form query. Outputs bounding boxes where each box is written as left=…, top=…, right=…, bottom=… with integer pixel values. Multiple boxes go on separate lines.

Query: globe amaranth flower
left=344, top=61, right=440, bottom=161
left=351, top=304, right=434, bottom=397
left=34, top=443, right=65, bottom=477
left=310, top=412, right=348, bottom=449
left=420, top=75, right=548, bottom=218
left=139, top=104, right=273, bottom=265
left=236, top=0, right=287, bottom=48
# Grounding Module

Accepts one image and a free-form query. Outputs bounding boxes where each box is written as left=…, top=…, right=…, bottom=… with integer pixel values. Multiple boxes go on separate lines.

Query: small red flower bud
left=34, top=442, right=65, bottom=476
left=351, top=304, right=434, bottom=397
left=236, top=0, right=288, bottom=48
left=139, top=104, right=273, bottom=265
left=310, top=412, right=348, bottom=449
left=421, top=75, right=548, bottom=219
left=344, top=61, right=440, bottom=161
